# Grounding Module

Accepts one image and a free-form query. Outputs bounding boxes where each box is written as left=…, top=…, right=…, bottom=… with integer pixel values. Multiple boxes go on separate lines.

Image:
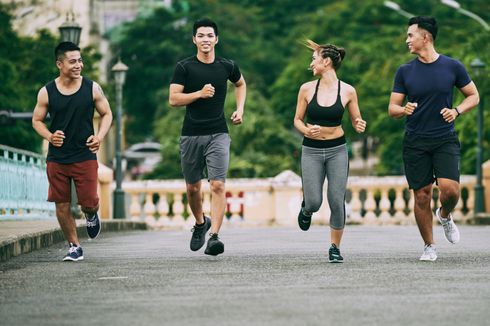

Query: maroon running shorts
left=46, top=160, right=99, bottom=208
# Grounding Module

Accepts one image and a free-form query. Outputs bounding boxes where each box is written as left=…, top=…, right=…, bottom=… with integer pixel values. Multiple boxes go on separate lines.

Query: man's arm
left=388, top=92, right=417, bottom=119
left=169, top=83, right=214, bottom=107
left=440, top=81, right=479, bottom=123
left=230, top=76, right=246, bottom=125
left=87, top=82, right=113, bottom=153
left=32, top=87, right=65, bottom=147
left=455, top=81, right=480, bottom=114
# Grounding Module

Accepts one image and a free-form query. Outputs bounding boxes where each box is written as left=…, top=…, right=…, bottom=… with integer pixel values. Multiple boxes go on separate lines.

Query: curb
left=0, top=220, right=147, bottom=263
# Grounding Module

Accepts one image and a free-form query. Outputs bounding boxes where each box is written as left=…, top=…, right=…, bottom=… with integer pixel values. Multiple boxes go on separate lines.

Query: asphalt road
left=1, top=225, right=490, bottom=326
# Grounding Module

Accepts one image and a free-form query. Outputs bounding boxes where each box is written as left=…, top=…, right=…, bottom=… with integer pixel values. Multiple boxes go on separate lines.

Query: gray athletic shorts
left=179, top=133, right=231, bottom=184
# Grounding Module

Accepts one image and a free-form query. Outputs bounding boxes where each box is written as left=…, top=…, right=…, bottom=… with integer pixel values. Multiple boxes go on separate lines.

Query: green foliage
left=119, top=0, right=490, bottom=178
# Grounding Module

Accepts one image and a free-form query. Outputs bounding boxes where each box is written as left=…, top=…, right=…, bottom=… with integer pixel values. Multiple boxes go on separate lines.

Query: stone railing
left=122, top=171, right=477, bottom=228
left=0, top=145, right=55, bottom=219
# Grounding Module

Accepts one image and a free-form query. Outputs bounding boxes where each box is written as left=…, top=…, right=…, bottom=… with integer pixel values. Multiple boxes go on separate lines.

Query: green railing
left=0, top=145, right=55, bottom=219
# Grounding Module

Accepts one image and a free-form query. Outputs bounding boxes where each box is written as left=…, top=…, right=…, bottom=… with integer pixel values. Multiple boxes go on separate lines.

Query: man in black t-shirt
left=169, top=18, right=246, bottom=256
left=388, top=17, right=479, bottom=261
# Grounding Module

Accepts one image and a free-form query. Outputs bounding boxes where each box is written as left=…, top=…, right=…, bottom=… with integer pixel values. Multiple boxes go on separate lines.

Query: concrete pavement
left=1, top=225, right=490, bottom=326
left=0, top=219, right=147, bottom=262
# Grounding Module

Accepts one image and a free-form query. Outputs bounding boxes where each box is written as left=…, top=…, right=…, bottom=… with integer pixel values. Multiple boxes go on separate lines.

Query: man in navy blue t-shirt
left=169, top=18, right=246, bottom=256
left=388, top=16, right=480, bottom=261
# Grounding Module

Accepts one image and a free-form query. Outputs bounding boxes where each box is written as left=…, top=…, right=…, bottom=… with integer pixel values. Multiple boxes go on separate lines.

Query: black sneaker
left=190, top=216, right=211, bottom=251
left=85, top=212, right=101, bottom=239
left=204, top=233, right=224, bottom=256
left=63, top=244, right=84, bottom=262
left=298, top=203, right=312, bottom=231
left=328, top=244, right=344, bottom=263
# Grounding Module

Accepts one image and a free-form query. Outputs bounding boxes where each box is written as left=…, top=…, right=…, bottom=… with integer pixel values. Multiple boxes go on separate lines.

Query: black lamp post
left=112, top=59, right=129, bottom=219
left=471, top=58, right=486, bottom=214
left=58, top=12, right=82, bottom=45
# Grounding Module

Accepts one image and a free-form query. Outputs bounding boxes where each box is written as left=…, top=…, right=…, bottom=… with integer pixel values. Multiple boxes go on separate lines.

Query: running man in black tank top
left=293, top=40, right=366, bottom=263
left=32, top=42, right=113, bottom=262
left=169, top=18, right=246, bottom=256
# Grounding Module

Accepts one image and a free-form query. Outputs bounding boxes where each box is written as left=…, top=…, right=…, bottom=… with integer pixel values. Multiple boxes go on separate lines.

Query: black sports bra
left=305, top=79, right=345, bottom=127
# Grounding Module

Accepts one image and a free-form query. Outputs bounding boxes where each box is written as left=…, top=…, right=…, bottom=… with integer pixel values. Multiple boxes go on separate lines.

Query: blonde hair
left=304, top=39, right=346, bottom=70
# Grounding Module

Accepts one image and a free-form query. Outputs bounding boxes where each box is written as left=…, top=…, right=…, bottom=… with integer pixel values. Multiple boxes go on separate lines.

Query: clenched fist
left=49, top=130, right=65, bottom=147
left=200, top=83, right=215, bottom=98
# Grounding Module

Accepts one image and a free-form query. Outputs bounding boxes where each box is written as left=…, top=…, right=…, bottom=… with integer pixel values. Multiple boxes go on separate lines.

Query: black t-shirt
left=46, top=77, right=96, bottom=163
left=170, top=55, right=242, bottom=136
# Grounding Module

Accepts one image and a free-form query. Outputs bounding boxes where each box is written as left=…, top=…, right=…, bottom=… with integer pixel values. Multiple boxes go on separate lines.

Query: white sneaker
left=420, top=244, right=437, bottom=261
left=436, top=208, right=460, bottom=244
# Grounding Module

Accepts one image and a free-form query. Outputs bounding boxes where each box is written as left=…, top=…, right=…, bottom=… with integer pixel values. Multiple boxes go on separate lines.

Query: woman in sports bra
left=293, top=40, right=366, bottom=263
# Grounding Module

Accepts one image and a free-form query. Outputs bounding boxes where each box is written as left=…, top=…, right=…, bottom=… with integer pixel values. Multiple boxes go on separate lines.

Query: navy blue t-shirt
left=170, top=56, right=242, bottom=136
left=392, top=54, right=471, bottom=137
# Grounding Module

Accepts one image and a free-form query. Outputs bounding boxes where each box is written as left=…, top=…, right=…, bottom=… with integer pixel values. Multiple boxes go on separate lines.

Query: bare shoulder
left=37, top=86, right=48, bottom=103
left=92, top=81, right=106, bottom=99
left=340, top=81, right=356, bottom=93
left=300, top=80, right=317, bottom=91
left=299, top=80, right=317, bottom=97
left=340, top=81, right=357, bottom=99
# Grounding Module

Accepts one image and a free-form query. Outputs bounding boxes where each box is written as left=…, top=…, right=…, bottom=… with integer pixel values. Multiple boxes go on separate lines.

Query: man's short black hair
left=193, top=18, right=218, bottom=36
left=408, top=16, right=438, bottom=41
left=55, top=42, right=80, bottom=61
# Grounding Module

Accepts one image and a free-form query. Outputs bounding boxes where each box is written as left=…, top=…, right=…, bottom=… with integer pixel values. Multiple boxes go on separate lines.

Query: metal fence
left=0, top=145, right=55, bottom=219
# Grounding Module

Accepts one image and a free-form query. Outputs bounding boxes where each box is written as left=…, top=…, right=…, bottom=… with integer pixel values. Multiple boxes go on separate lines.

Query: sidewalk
left=1, top=225, right=490, bottom=326
left=0, top=219, right=147, bottom=262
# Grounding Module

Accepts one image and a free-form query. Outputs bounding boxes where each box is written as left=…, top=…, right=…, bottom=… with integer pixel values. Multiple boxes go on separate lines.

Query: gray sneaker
left=190, top=216, right=211, bottom=251
left=419, top=244, right=437, bottom=262
left=436, top=208, right=460, bottom=244
left=204, top=233, right=224, bottom=256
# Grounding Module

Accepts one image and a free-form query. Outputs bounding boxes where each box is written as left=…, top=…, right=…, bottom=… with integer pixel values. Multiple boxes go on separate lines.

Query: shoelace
left=191, top=221, right=207, bottom=233
left=424, top=245, right=435, bottom=255
left=330, top=246, right=340, bottom=255
left=209, top=233, right=219, bottom=240
left=87, top=220, right=97, bottom=227
left=68, top=246, right=79, bottom=254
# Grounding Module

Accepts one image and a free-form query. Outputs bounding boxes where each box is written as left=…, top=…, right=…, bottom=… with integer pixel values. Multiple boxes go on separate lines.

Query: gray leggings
left=301, top=144, right=348, bottom=230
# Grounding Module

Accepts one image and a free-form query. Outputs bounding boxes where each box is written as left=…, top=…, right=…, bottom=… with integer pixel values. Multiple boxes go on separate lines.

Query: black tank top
left=46, top=77, right=96, bottom=163
left=306, top=79, right=345, bottom=127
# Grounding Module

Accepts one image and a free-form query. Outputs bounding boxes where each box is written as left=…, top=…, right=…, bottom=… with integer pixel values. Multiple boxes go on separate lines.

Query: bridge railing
left=122, top=171, right=477, bottom=228
left=0, top=145, right=55, bottom=219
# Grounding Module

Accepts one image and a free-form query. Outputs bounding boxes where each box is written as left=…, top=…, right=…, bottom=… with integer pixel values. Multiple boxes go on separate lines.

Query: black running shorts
left=402, top=132, right=460, bottom=190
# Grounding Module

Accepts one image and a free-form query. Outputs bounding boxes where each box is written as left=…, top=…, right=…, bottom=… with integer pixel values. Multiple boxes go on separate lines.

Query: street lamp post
left=112, top=59, right=129, bottom=219
left=58, top=12, right=82, bottom=45
left=383, top=1, right=415, bottom=19
left=441, top=0, right=490, bottom=31
left=471, top=58, right=486, bottom=214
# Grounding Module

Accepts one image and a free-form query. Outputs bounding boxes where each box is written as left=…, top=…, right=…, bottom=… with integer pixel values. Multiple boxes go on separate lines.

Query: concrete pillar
left=271, top=171, right=302, bottom=226
left=97, top=162, right=113, bottom=220
left=483, top=159, right=490, bottom=213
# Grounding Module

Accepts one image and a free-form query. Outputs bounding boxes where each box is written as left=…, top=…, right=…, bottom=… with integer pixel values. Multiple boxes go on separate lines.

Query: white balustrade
left=121, top=171, right=477, bottom=228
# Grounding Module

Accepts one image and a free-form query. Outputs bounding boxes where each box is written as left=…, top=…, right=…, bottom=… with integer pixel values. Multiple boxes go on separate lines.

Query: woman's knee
left=305, top=197, right=322, bottom=213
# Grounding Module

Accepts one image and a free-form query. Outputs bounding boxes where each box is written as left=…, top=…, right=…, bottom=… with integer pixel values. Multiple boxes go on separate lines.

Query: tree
left=115, top=0, right=490, bottom=178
